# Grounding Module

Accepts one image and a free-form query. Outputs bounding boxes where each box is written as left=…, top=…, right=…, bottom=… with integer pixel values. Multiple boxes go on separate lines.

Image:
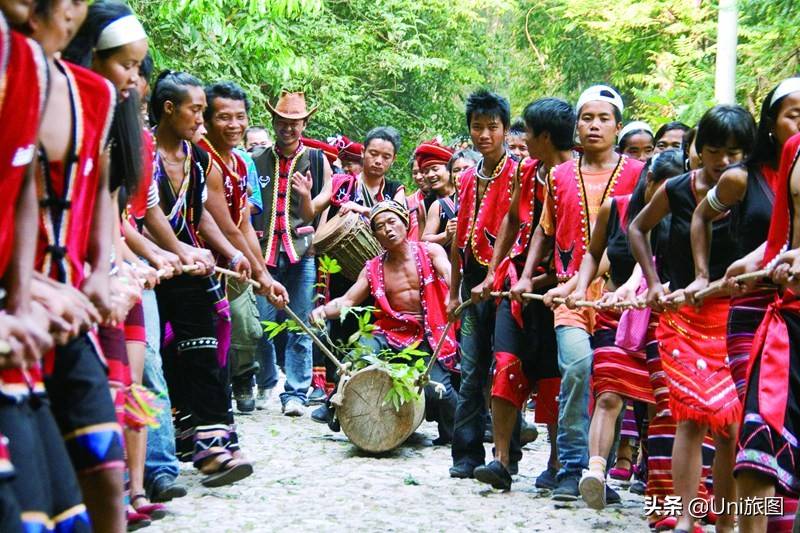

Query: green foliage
left=263, top=301, right=428, bottom=410
left=133, top=0, right=799, bottom=187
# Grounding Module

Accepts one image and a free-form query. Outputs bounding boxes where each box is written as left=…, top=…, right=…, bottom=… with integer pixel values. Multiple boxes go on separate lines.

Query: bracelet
left=229, top=251, right=244, bottom=269
left=706, top=186, right=730, bottom=213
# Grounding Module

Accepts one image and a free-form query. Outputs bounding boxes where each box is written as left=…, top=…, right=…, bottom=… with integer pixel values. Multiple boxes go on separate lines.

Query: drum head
left=337, top=366, right=425, bottom=453
left=312, top=216, right=339, bottom=247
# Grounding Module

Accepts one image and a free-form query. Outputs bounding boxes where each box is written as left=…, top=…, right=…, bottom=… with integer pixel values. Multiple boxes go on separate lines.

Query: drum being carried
left=313, top=212, right=383, bottom=280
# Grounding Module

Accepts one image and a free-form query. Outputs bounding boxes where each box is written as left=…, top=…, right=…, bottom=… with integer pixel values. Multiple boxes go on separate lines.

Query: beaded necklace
left=200, top=137, right=245, bottom=225
left=468, top=154, right=511, bottom=265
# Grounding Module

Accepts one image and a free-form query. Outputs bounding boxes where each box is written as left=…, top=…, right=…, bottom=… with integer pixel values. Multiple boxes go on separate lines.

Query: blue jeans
left=451, top=296, right=523, bottom=469
left=555, top=325, right=593, bottom=480
left=255, top=294, right=279, bottom=390
left=263, top=254, right=315, bottom=405
left=141, top=289, right=179, bottom=485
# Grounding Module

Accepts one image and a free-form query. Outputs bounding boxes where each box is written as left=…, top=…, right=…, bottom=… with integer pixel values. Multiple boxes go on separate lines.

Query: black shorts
left=44, top=334, right=125, bottom=475
left=0, top=396, right=91, bottom=530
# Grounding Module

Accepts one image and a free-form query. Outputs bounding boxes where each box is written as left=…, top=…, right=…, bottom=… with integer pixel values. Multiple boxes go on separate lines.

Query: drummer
left=310, top=201, right=458, bottom=445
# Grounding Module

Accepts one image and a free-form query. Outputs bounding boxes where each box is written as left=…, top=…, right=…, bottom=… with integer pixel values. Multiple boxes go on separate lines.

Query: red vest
left=763, top=132, right=800, bottom=267
left=197, top=137, right=248, bottom=227
left=508, top=157, right=543, bottom=259
left=455, top=154, right=516, bottom=266
left=0, top=25, right=46, bottom=279
left=549, top=155, right=643, bottom=281
left=365, top=241, right=458, bottom=372
left=35, top=60, right=115, bottom=288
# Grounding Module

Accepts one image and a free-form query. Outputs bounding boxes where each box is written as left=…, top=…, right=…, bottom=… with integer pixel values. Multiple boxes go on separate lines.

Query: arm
left=446, top=231, right=462, bottom=320
left=427, top=243, right=451, bottom=284
left=475, top=179, right=522, bottom=302
left=510, top=225, right=553, bottom=303
left=565, top=198, right=612, bottom=307
left=628, top=182, right=672, bottom=310
left=294, top=158, right=334, bottom=222
left=81, top=150, right=113, bottom=320
left=4, top=163, right=38, bottom=314
left=310, top=267, right=370, bottom=323
left=686, top=166, right=747, bottom=302
left=421, top=201, right=448, bottom=246
left=197, top=209, right=249, bottom=276
left=202, top=163, right=252, bottom=277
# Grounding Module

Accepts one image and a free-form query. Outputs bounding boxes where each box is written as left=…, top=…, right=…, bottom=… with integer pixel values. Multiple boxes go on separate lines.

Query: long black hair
left=748, top=82, right=799, bottom=171
left=627, top=149, right=685, bottom=228
left=62, top=0, right=143, bottom=198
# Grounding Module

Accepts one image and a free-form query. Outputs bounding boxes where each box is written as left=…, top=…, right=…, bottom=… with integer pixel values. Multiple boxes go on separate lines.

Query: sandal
left=608, top=457, right=633, bottom=481
left=131, top=494, right=167, bottom=520
left=126, top=509, right=151, bottom=531
left=200, top=456, right=253, bottom=488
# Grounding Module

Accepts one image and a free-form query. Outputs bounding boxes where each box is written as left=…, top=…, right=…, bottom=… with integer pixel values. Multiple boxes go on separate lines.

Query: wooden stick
left=282, top=305, right=348, bottom=375
left=672, top=269, right=771, bottom=306
left=488, top=291, right=598, bottom=308
left=418, top=301, right=471, bottom=391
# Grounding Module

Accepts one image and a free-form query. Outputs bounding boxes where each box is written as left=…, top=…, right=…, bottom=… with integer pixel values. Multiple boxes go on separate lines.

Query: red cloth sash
left=550, top=155, right=642, bottom=281
left=0, top=28, right=46, bottom=278
left=35, top=60, right=115, bottom=288
left=365, top=241, right=458, bottom=371
left=746, top=290, right=800, bottom=434
left=197, top=137, right=247, bottom=227
left=763, top=133, right=800, bottom=266
left=455, top=155, right=516, bottom=266
left=127, top=128, right=155, bottom=222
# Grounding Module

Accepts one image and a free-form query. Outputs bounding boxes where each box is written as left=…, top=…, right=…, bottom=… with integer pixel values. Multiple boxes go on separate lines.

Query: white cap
left=770, top=78, right=800, bottom=109
left=576, top=85, right=624, bottom=116
left=619, top=120, right=653, bottom=140
left=96, top=15, right=147, bottom=51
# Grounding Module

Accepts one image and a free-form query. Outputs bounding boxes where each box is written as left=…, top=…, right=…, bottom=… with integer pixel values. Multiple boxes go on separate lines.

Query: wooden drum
left=332, top=365, right=426, bottom=453
left=313, top=213, right=383, bottom=280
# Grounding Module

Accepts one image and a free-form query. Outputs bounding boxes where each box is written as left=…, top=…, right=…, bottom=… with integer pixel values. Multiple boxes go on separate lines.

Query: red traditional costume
left=412, top=139, right=454, bottom=242
left=334, top=135, right=363, bottom=168
left=365, top=241, right=457, bottom=371
left=455, top=154, right=516, bottom=267
left=491, top=158, right=560, bottom=419
left=655, top=171, right=741, bottom=434
left=734, top=132, right=800, bottom=497
left=548, top=155, right=643, bottom=282
left=198, top=136, right=248, bottom=227
left=0, top=22, right=92, bottom=533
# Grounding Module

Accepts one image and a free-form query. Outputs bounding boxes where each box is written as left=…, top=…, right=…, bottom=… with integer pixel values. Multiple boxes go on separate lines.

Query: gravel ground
left=147, top=389, right=660, bottom=533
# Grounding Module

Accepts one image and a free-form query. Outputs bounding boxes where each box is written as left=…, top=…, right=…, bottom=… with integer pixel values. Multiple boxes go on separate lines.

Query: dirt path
left=148, top=391, right=657, bottom=532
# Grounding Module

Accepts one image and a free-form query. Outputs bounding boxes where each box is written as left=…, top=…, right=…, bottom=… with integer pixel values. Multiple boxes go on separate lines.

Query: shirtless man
left=310, top=201, right=457, bottom=443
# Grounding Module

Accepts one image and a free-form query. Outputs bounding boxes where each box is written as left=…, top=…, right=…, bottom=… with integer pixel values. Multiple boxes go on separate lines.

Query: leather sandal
left=200, top=455, right=253, bottom=488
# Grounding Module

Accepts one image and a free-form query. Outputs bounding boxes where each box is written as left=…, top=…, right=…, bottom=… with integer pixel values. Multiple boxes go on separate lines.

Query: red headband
left=301, top=137, right=338, bottom=165
left=414, top=138, right=454, bottom=169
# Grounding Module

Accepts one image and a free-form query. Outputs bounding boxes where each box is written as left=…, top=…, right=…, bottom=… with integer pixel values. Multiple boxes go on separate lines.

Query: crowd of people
left=1, top=0, right=800, bottom=532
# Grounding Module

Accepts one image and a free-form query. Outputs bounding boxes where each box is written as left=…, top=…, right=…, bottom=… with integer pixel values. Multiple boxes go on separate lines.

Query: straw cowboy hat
left=267, top=90, right=318, bottom=120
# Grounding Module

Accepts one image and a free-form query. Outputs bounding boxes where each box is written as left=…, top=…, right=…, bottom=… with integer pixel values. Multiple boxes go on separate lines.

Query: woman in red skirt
left=630, top=105, right=757, bottom=533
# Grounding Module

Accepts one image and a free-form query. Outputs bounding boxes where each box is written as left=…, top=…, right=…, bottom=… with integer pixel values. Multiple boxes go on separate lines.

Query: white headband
left=619, top=120, right=653, bottom=140
left=771, top=78, right=800, bottom=109
left=96, top=15, right=147, bottom=51
left=576, top=84, right=624, bottom=116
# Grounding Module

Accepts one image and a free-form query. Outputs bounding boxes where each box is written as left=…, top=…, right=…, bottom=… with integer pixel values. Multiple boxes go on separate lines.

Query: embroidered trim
left=264, top=145, right=306, bottom=262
